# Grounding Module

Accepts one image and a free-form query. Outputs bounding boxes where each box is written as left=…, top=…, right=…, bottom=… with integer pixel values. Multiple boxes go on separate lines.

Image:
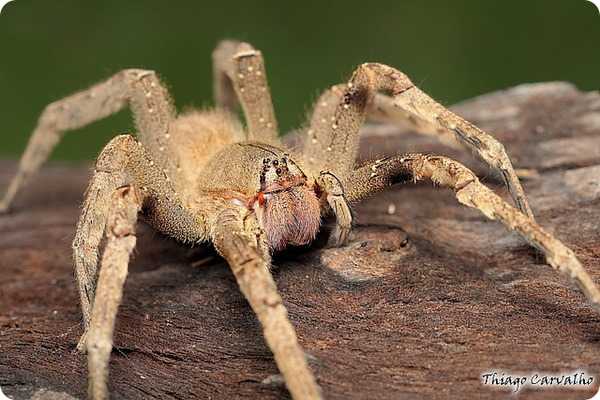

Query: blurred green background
left=0, top=0, right=598, bottom=161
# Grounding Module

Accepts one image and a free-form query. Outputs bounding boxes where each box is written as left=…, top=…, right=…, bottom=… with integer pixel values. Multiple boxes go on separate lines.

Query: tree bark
left=1, top=82, right=599, bottom=399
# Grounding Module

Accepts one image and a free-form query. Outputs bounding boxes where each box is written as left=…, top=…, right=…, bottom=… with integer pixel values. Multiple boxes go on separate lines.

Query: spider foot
left=262, top=373, right=286, bottom=388
left=0, top=192, right=14, bottom=214
left=261, top=352, right=321, bottom=388
left=76, top=331, right=88, bottom=353
left=328, top=223, right=352, bottom=247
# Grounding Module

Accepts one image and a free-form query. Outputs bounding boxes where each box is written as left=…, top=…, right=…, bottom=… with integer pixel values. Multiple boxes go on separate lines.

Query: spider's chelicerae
left=2, top=40, right=599, bottom=400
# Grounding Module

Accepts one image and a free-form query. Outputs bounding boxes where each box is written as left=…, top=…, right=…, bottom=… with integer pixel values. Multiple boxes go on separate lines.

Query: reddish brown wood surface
left=1, top=82, right=599, bottom=399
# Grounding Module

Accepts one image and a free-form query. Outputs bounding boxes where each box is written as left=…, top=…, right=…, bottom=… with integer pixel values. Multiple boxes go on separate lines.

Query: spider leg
left=0, top=69, right=177, bottom=213
left=316, top=171, right=353, bottom=246
left=343, top=153, right=600, bottom=312
left=302, top=63, right=533, bottom=219
left=368, top=93, right=462, bottom=150
left=371, top=92, right=533, bottom=218
left=86, top=184, right=140, bottom=400
left=211, top=207, right=323, bottom=400
left=212, top=40, right=280, bottom=144
left=74, top=135, right=206, bottom=350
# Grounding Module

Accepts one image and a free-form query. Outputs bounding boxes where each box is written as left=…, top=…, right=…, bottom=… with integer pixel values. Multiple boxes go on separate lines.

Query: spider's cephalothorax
left=198, top=142, right=322, bottom=251
left=1, top=40, right=599, bottom=400
left=253, top=149, right=322, bottom=251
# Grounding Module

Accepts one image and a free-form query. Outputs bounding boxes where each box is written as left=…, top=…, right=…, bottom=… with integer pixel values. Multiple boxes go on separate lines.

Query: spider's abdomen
left=167, top=109, right=246, bottom=199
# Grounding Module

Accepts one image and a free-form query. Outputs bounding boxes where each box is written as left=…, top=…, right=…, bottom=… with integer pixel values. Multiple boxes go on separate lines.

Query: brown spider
left=1, top=40, right=599, bottom=400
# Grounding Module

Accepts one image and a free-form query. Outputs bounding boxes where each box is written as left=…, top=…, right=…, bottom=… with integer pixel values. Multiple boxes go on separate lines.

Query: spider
left=1, top=40, right=599, bottom=400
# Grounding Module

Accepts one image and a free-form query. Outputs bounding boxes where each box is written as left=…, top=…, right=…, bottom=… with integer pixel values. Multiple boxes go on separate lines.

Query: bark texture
left=1, top=82, right=600, bottom=399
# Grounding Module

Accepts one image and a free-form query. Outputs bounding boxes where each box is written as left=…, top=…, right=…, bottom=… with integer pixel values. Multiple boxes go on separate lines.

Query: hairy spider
left=1, top=40, right=599, bottom=400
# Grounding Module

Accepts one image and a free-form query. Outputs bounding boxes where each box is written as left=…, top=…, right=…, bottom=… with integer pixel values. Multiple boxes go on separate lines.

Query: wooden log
left=1, top=82, right=599, bottom=399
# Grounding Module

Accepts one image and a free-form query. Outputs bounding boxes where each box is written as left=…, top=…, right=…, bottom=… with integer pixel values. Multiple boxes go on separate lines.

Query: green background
left=0, top=0, right=598, bottom=161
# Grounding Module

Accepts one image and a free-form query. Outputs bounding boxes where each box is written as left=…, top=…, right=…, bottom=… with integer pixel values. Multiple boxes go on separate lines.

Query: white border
left=586, top=0, right=600, bottom=14
left=0, top=0, right=14, bottom=15
left=0, top=386, right=12, bottom=400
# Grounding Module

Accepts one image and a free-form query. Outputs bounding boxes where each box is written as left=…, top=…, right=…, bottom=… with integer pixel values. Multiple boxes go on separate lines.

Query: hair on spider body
left=203, top=142, right=322, bottom=252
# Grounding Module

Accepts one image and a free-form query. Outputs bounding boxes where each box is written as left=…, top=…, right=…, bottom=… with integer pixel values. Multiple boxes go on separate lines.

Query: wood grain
left=1, top=82, right=599, bottom=399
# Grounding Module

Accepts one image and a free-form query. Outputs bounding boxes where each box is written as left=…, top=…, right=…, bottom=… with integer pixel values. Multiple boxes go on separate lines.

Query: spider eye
left=263, top=158, right=270, bottom=164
